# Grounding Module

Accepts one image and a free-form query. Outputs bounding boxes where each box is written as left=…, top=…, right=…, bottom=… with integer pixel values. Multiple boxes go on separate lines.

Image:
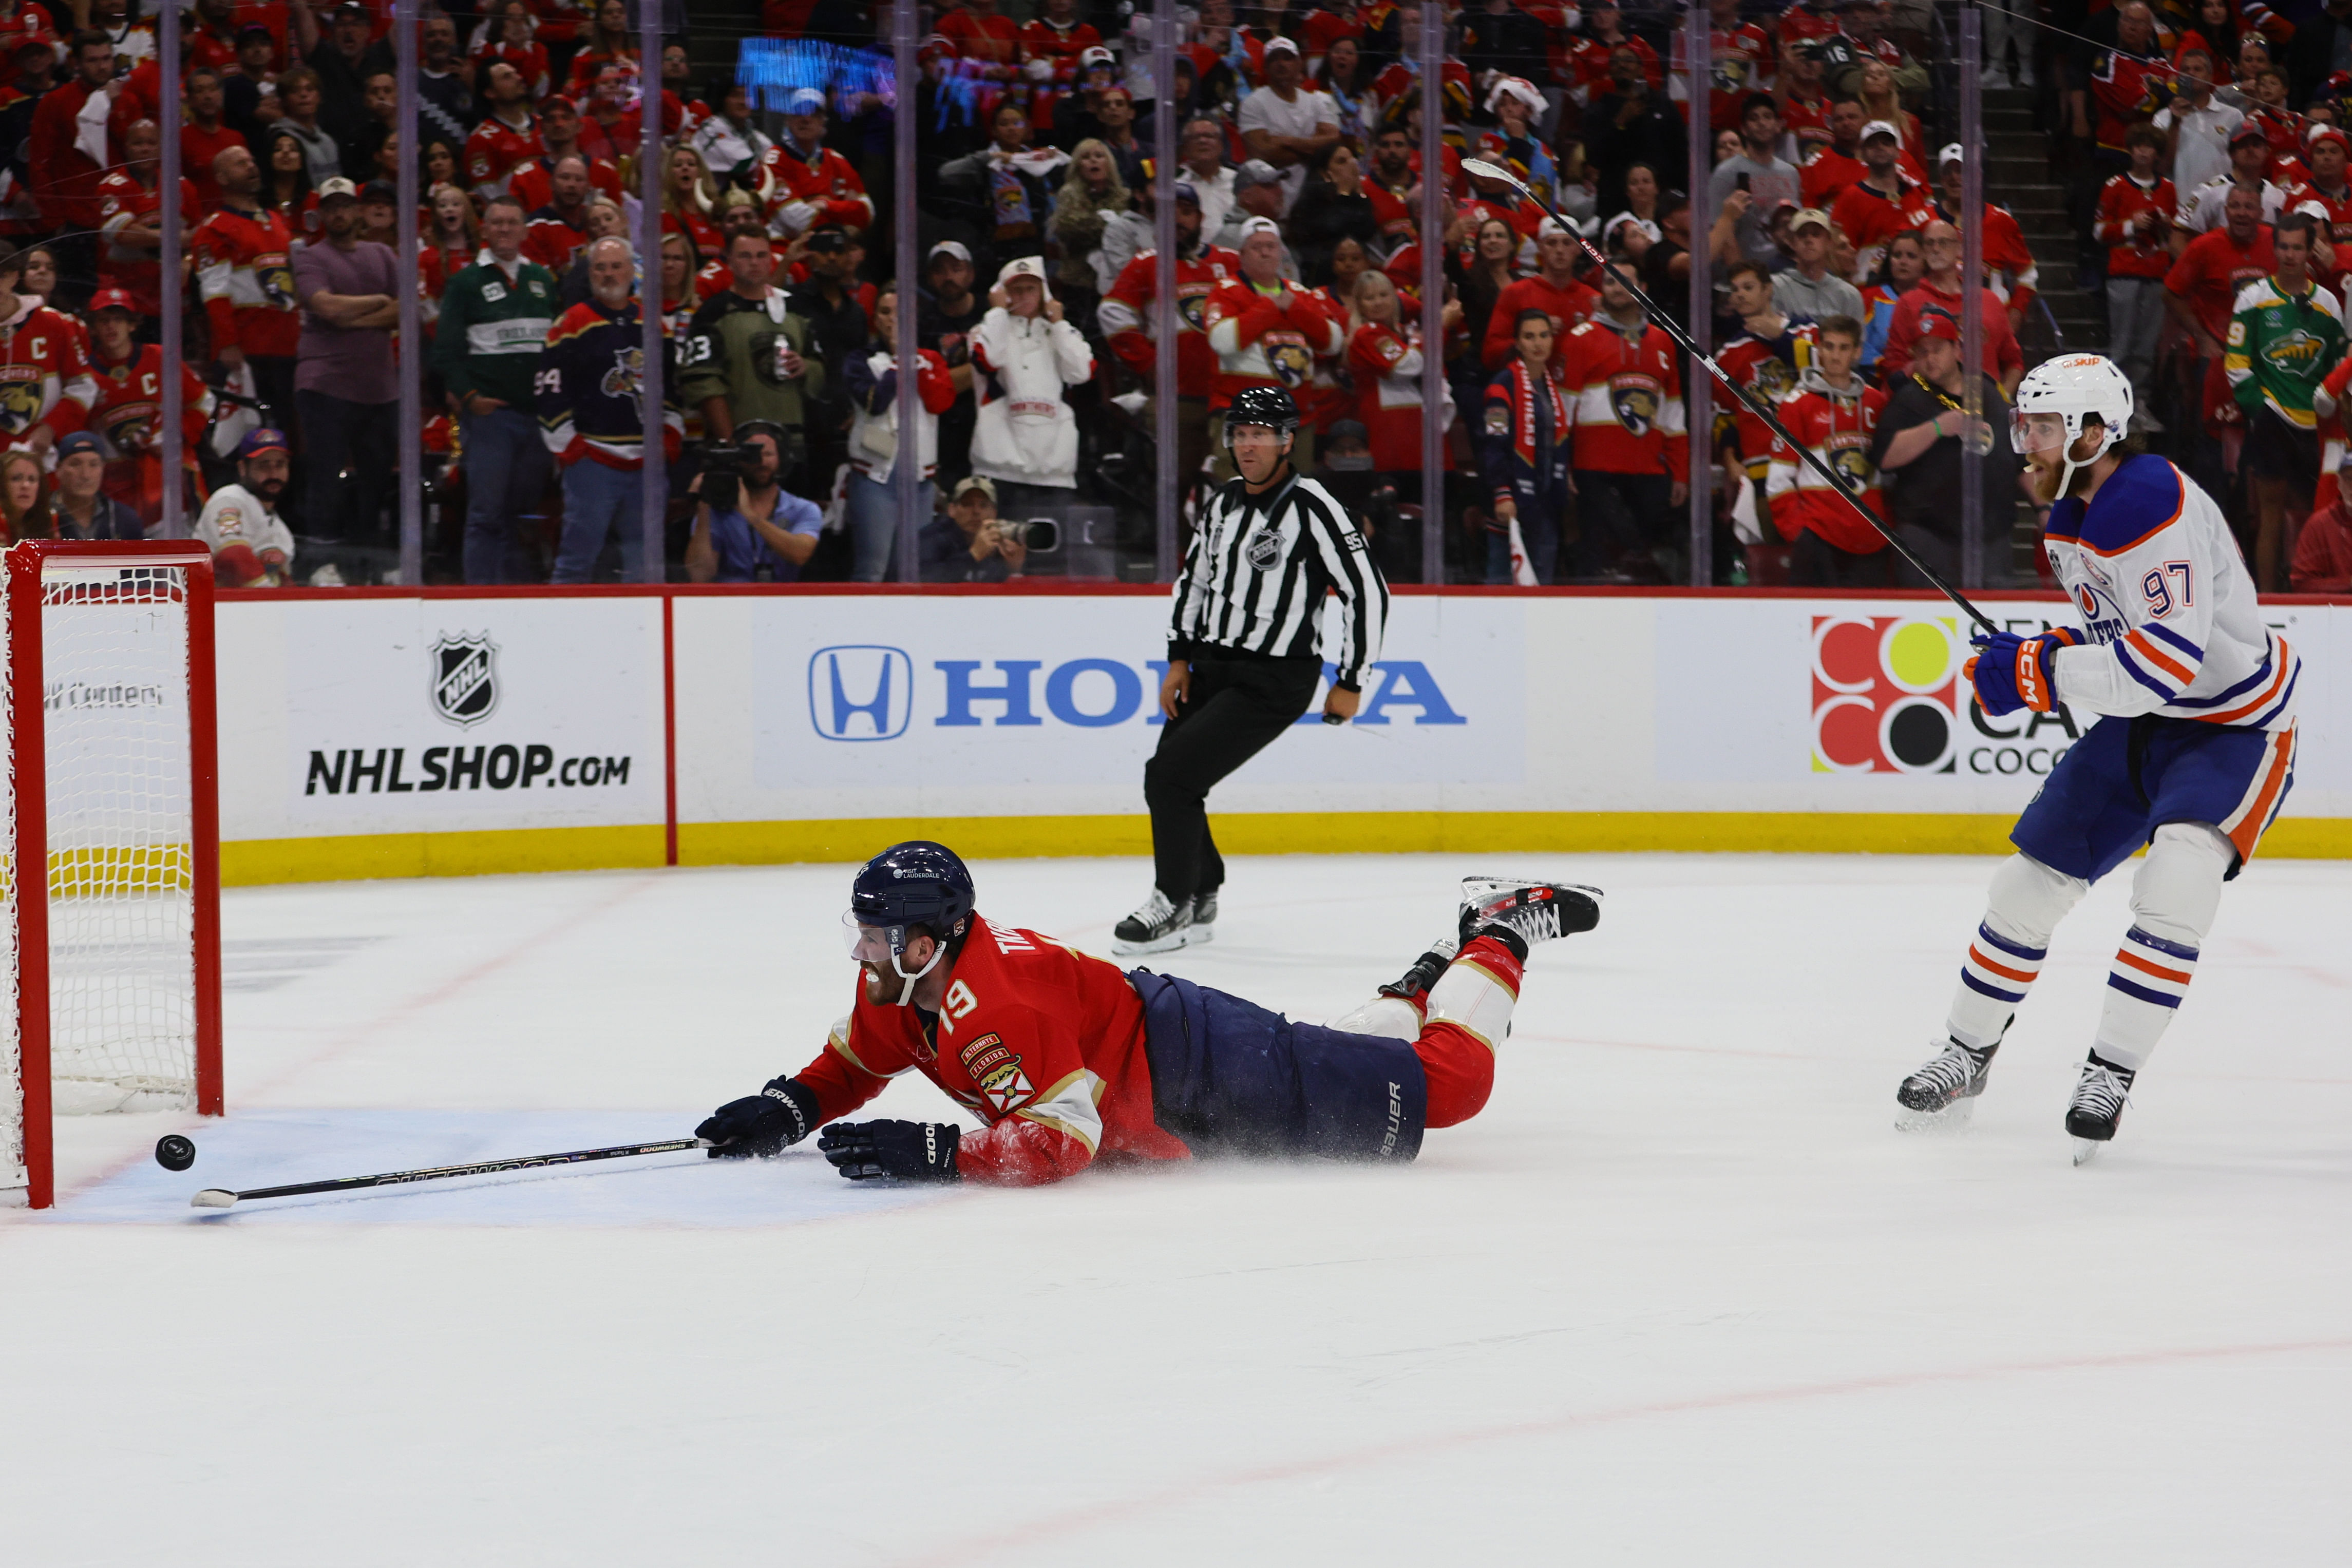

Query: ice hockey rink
left=5, top=851, right=2348, bottom=1565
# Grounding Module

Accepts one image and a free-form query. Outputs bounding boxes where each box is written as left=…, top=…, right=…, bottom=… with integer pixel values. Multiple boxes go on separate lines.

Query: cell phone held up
left=1735, top=171, right=1752, bottom=194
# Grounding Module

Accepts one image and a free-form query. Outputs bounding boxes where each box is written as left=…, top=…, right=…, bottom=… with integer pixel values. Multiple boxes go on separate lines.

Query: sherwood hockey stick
left=190, top=1137, right=712, bottom=1209
left=1458, top=158, right=2001, bottom=636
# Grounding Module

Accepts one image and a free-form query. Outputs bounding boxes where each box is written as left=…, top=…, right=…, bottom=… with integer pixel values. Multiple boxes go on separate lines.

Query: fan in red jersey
left=696, top=843, right=1603, bottom=1187
left=82, top=288, right=211, bottom=525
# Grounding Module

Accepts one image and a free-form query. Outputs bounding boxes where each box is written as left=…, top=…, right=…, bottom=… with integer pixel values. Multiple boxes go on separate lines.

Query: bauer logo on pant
left=429, top=634, right=500, bottom=729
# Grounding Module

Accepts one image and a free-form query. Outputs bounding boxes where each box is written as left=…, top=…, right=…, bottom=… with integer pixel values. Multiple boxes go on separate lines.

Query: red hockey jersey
left=96, top=170, right=201, bottom=318
left=760, top=140, right=875, bottom=233
left=86, top=342, right=212, bottom=522
left=1716, top=319, right=1818, bottom=478
left=466, top=110, right=543, bottom=199
left=192, top=203, right=301, bottom=359
left=1556, top=315, right=1688, bottom=475
left=791, top=914, right=1189, bottom=1187
left=1098, top=244, right=1241, bottom=399
left=0, top=299, right=94, bottom=441
left=1201, top=278, right=1346, bottom=409
left=1766, top=372, right=1887, bottom=553
left=1481, top=273, right=1599, bottom=370
left=2095, top=173, right=2178, bottom=281
left=507, top=152, right=625, bottom=214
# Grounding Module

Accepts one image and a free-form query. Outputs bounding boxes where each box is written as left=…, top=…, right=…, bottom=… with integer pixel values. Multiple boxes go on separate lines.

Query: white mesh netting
left=26, top=561, right=200, bottom=1122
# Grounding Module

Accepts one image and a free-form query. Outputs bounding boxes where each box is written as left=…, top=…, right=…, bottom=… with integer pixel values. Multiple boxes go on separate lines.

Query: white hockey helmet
left=2010, top=355, right=2133, bottom=493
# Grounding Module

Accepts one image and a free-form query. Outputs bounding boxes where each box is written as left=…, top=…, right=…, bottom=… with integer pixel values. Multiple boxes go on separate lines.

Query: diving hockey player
left=695, top=842, right=1600, bottom=1186
left=1895, top=355, right=2298, bottom=1162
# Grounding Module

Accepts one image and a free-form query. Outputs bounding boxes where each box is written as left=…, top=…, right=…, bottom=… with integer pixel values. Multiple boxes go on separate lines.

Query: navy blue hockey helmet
left=846, top=841, right=975, bottom=1004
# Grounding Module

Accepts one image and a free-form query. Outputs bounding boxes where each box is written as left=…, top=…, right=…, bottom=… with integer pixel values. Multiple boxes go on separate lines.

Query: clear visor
left=842, top=910, right=895, bottom=964
left=2010, top=410, right=2072, bottom=457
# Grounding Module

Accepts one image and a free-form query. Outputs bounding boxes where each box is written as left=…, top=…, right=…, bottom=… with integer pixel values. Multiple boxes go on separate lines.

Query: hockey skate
left=1378, top=936, right=1459, bottom=1005
left=1458, top=878, right=1603, bottom=952
left=1112, top=890, right=1193, bottom=955
left=1895, top=1038, right=1998, bottom=1133
left=2065, top=1055, right=2135, bottom=1165
left=1189, top=889, right=1217, bottom=946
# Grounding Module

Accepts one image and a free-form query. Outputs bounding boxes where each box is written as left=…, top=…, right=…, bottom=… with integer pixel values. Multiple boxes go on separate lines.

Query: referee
left=1113, top=386, right=1390, bottom=954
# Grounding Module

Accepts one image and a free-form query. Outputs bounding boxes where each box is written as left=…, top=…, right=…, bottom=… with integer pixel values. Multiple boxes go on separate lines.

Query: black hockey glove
left=817, top=1119, right=962, bottom=1182
left=696, top=1076, right=822, bottom=1158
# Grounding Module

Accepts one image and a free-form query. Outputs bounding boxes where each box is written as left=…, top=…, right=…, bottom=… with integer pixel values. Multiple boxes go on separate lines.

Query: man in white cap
left=758, top=85, right=874, bottom=238
left=1236, top=34, right=1339, bottom=214
left=968, top=255, right=1095, bottom=509
left=1830, top=117, right=1936, bottom=280
left=1773, top=207, right=1865, bottom=321
left=1204, top=215, right=1345, bottom=475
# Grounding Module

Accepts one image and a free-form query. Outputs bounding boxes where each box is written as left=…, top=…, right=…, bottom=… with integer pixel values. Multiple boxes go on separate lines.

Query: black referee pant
left=1145, top=649, right=1323, bottom=903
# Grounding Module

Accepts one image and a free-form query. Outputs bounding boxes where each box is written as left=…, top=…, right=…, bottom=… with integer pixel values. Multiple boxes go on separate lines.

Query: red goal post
left=4, top=541, right=221, bottom=1210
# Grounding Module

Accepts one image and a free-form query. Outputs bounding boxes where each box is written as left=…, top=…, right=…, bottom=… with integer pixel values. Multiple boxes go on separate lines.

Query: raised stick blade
left=190, top=1189, right=238, bottom=1209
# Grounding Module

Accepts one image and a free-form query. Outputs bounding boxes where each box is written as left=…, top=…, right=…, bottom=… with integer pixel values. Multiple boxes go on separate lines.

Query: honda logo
left=808, top=645, right=914, bottom=741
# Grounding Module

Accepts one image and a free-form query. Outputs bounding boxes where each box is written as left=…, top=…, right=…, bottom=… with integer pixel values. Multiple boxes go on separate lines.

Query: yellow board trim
left=211, top=812, right=2352, bottom=887
left=220, top=826, right=666, bottom=886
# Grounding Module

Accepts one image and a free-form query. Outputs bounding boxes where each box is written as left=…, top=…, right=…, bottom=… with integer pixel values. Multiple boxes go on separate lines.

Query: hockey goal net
left=3, top=541, right=221, bottom=1209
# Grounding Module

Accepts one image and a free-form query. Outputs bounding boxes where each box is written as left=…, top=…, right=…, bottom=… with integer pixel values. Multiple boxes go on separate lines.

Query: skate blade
left=1895, top=1097, right=1976, bottom=1135
left=1112, top=928, right=1194, bottom=957
left=1187, top=924, right=1213, bottom=946
left=2071, top=1137, right=2105, bottom=1167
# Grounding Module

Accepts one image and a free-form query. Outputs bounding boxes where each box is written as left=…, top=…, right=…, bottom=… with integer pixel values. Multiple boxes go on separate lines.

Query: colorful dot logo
left=1811, top=616, right=1961, bottom=774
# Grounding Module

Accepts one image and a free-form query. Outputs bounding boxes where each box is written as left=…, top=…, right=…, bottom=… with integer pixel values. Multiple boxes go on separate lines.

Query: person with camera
left=1112, top=384, right=1388, bottom=955
left=678, top=227, right=821, bottom=487
left=920, top=474, right=1028, bottom=583
left=433, top=195, right=558, bottom=584
left=681, top=420, right=825, bottom=584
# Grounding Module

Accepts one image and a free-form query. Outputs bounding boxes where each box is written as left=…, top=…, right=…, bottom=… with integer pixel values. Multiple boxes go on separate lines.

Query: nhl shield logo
left=430, top=633, right=500, bottom=728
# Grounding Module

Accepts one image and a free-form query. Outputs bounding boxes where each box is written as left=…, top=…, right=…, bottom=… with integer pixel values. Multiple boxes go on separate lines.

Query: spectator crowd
left=0, top=0, right=2342, bottom=593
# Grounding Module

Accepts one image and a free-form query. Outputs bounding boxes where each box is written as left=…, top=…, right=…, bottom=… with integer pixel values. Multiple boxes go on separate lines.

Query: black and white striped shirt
left=1167, top=470, right=1389, bottom=685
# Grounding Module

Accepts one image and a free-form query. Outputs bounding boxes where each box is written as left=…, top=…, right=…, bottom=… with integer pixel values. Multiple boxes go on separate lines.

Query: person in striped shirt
left=1896, top=355, right=2299, bottom=1161
left=1115, top=384, right=1389, bottom=955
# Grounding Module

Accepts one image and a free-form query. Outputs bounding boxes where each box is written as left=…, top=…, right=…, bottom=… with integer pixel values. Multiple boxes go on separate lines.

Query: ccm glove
left=696, top=1076, right=822, bottom=1158
left=1966, top=628, right=2081, bottom=718
left=818, top=1120, right=962, bottom=1182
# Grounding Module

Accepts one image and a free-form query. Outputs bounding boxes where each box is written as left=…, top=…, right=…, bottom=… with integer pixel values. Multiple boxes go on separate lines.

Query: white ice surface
left=4, top=853, right=2349, bottom=1565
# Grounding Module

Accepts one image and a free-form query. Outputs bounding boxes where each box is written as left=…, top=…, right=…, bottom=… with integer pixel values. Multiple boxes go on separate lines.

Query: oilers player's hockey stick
left=190, top=1137, right=712, bottom=1209
left=1459, top=158, right=2000, bottom=635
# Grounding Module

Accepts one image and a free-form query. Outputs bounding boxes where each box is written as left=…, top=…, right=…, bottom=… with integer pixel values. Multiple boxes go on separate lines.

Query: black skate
left=1377, top=936, right=1460, bottom=1004
left=1189, top=889, right=1217, bottom=945
left=2065, top=1055, right=2136, bottom=1165
left=1458, top=877, right=1603, bottom=955
left=1895, top=1037, right=1998, bottom=1132
left=1112, top=890, right=1193, bottom=955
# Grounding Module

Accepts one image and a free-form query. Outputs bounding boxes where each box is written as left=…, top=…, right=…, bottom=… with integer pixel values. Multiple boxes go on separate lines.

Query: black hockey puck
left=155, top=1135, right=197, bottom=1172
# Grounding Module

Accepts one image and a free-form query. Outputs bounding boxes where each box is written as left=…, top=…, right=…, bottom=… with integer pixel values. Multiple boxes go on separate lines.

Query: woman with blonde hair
left=1049, top=138, right=1128, bottom=323
left=3, top=449, right=53, bottom=541
left=661, top=144, right=724, bottom=262
left=419, top=183, right=481, bottom=329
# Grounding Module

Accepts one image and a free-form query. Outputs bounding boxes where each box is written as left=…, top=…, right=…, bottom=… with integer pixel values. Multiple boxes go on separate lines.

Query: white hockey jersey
left=2043, top=453, right=2297, bottom=732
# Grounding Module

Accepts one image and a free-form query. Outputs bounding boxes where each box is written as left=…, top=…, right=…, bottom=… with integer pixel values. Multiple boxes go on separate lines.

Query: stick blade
left=190, top=1189, right=238, bottom=1209
left=1460, top=157, right=1510, bottom=181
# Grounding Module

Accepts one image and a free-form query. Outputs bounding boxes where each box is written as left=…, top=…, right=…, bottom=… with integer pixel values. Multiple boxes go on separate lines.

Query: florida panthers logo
left=1178, top=287, right=1210, bottom=332
left=1830, top=444, right=1873, bottom=486
left=1713, top=56, right=1751, bottom=92
left=1610, top=378, right=1659, bottom=436
left=0, top=368, right=42, bottom=433
left=257, top=253, right=296, bottom=310
left=1262, top=334, right=1314, bottom=388
left=958, top=1034, right=1034, bottom=1117
left=1749, top=357, right=1799, bottom=399
left=600, top=347, right=645, bottom=408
